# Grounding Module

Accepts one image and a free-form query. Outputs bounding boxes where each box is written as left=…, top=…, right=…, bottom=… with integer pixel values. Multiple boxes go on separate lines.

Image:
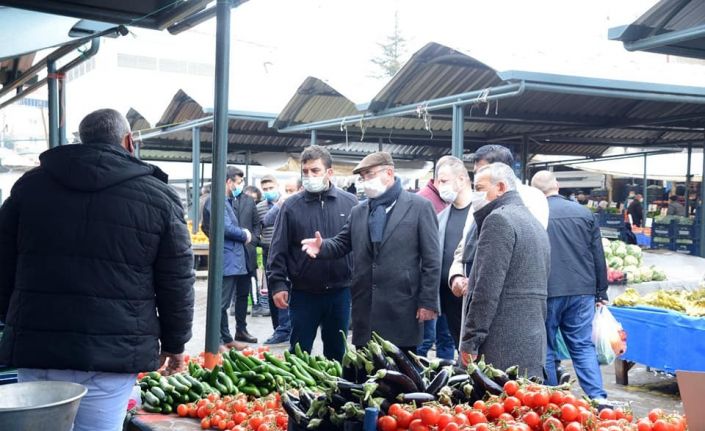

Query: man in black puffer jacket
left=0, top=109, right=195, bottom=431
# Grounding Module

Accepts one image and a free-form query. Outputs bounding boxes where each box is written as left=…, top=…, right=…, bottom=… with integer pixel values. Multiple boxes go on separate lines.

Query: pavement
left=185, top=277, right=684, bottom=418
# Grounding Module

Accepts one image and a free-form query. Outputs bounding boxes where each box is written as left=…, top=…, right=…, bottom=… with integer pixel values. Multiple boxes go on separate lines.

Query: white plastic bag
left=591, top=306, right=627, bottom=365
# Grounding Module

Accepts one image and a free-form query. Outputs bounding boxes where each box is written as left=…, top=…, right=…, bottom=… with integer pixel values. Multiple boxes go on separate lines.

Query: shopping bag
left=555, top=330, right=570, bottom=360
left=591, top=306, right=627, bottom=365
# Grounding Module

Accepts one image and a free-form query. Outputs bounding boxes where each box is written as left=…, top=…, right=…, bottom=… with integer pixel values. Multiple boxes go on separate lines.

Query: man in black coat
left=628, top=194, right=644, bottom=227
left=302, top=152, right=441, bottom=352
left=0, top=109, right=194, bottom=430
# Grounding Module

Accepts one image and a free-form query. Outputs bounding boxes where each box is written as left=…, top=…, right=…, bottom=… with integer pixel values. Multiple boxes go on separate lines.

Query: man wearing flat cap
left=302, top=152, right=441, bottom=353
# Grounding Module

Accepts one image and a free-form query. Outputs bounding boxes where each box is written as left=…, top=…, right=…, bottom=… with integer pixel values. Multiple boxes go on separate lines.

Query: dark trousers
left=289, top=288, right=351, bottom=362
left=220, top=274, right=251, bottom=343
left=440, top=287, right=463, bottom=347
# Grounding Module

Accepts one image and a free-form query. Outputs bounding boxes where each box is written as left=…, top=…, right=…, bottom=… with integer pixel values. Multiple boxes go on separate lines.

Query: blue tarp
left=609, top=305, right=705, bottom=373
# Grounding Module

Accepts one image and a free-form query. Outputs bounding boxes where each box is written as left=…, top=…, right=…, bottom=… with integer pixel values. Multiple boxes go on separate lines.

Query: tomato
left=522, top=392, right=535, bottom=408
left=419, top=406, right=440, bottom=426
left=409, top=419, right=429, bottom=431
left=188, top=404, right=199, bottom=418
left=487, top=402, right=505, bottom=419
left=574, top=399, right=590, bottom=410
left=652, top=419, right=674, bottom=431
left=197, top=406, right=209, bottom=419
left=276, top=415, right=288, bottom=429
left=522, top=411, right=541, bottom=429
left=560, top=404, right=579, bottom=422
left=452, top=413, right=467, bottom=425
left=436, top=413, right=453, bottom=430
left=564, top=422, right=582, bottom=431
left=638, top=422, right=654, bottom=431
left=389, top=404, right=403, bottom=417
left=673, top=417, right=687, bottom=431
left=648, top=409, right=664, bottom=423
left=208, top=393, right=220, bottom=402
left=549, top=391, right=565, bottom=405
left=249, top=414, right=265, bottom=431
left=504, top=380, right=519, bottom=396
left=233, top=412, right=247, bottom=425
left=201, top=418, right=211, bottom=430
left=176, top=404, right=188, bottom=417
left=503, top=396, right=521, bottom=414
left=379, top=416, right=398, bottom=431
left=598, top=408, right=616, bottom=421
left=444, top=423, right=460, bottom=431
left=562, top=394, right=577, bottom=406
left=473, top=400, right=487, bottom=413
left=396, top=409, right=413, bottom=429
left=467, top=410, right=488, bottom=425
left=497, top=413, right=514, bottom=423
left=542, top=417, right=564, bottom=431
left=533, top=391, right=550, bottom=408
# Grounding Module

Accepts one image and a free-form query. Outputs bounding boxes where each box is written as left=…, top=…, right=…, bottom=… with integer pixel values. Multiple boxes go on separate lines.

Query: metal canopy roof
left=276, top=42, right=705, bottom=159
left=0, top=1, right=210, bottom=30
left=609, top=0, right=705, bottom=60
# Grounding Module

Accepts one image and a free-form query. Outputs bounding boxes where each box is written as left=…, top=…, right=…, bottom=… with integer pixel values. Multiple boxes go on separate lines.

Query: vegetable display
left=602, top=239, right=666, bottom=284
left=613, top=287, right=705, bottom=317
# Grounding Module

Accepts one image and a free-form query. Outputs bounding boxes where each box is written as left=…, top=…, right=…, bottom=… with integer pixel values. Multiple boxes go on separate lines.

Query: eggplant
left=425, top=367, right=450, bottom=395
left=468, top=363, right=503, bottom=396
left=384, top=356, right=399, bottom=372
left=487, top=366, right=510, bottom=387
left=336, top=379, right=364, bottom=400
left=397, top=392, right=436, bottom=403
left=451, top=388, right=466, bottom=403
left=528, top=375, right=544, bottom=384
left=367, top=341, right=388, bottom=372
left=372, top=333, right=425, bottom=392
left=330, top=394, right=348, bottom=409
left=299, top=389, right=314, bottom=411
left=282, top=392, right=310, bottom=427
left=436, top=386, right=454, bottom=406
left=447, top=374, right=470, bottom=387
left=406, top=351, right=431, bottom=370
left=505, top=365, right=519, bottom=380
left=374, top=369, right=418, bottom=394
left=371, top=380, right=397, bottom=399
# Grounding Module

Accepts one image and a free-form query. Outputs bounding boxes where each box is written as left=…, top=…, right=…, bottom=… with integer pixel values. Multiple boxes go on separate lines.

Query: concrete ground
left=185, top=277, right=684, bottom=418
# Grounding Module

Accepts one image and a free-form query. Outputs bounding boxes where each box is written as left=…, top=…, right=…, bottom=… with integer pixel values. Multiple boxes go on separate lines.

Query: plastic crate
left=674, top=223, right=700, bottom=238
left=601, top=213, right=625, bottom=228
left=651, top=241, right=674, bottom=250
left=674, top=243, right=701, bottom=255
left=651, top=221, right=674, bottom=237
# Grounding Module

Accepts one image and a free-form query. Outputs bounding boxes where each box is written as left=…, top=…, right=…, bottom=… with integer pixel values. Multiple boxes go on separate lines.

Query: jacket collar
left=474, top=190, right=523, bottom=232
left=304, top=183, right=339, bottom=201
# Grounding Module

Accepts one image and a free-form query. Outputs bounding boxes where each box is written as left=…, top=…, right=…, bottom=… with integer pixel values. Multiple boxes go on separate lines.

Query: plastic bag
left=555, top=330, right=570, bottom=360
left=591, top=306, right=628, bottom=365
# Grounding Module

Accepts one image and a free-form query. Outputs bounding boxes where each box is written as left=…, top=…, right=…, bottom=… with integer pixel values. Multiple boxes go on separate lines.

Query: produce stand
left=610, top=306, right=705, bottom=385
left=127, top=413, right=196, bottom=431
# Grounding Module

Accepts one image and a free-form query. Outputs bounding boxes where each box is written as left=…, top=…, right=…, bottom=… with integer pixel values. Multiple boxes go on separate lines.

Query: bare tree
left=370, top=11, right=407, bottom=79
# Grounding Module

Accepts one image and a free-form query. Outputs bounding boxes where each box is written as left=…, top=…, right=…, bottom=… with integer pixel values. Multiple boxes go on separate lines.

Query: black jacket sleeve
left=319, top=216, right=353, bottom=259
left=591, top=218, right=609, bottom=301
left=251, top=199, right=262, bottom=246
left=154, top=198, right=196, bottom=354
left=0, top=194, right=19, bottom=321
left=417, top=201, right=441, bottom=312
left=266, top=203, right=292, bottom=295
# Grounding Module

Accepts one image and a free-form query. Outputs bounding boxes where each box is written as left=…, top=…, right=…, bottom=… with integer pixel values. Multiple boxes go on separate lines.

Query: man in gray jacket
left=302, top=152, right=440, bottom=352
left=459, top=163, right=549, bottom=378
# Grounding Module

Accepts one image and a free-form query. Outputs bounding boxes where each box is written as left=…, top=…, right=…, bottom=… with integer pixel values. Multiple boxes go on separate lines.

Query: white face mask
left=471, top=190, right=488, bottom=212
left=302, top=176, right=327, bottom=193
left=439, top=186, right=458, bottom=204
left=363, top=177, right=387, bottom=198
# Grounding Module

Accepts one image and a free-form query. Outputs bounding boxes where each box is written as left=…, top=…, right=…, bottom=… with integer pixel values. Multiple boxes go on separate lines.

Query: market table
left=609, top=305, right=705, bottom=385
left=127, top=412, right=200, bottom=430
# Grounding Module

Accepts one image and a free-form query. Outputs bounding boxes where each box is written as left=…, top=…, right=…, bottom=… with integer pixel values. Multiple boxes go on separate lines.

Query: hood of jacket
left=39, top=143, right=167, bottom=191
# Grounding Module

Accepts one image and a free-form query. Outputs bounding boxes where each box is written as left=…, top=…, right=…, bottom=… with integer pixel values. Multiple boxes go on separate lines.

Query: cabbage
left=639, top=267, right=653, bottom=282
left=611, top=240, right=626, bottom=252
left=613, top=245, right=628, bottom=258
left=608, top=256, right=624, bottom=269
left=626, top=245, right=643, bottom=258
left=624, top=255, right=639, bottom=267
left=604, top=248, right=613, bottom=258
left=602, top=238, right=611, bottom=249
left=622, top=265, right=638, bottom=275
left=651, top=267, right=667, bottom=281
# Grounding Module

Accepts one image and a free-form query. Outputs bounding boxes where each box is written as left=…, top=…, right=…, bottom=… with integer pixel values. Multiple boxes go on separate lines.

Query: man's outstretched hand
left=301, top=231, right=323, bottom=258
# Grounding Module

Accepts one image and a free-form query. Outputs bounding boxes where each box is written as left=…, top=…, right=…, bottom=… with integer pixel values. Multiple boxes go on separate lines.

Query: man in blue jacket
left=531, top=170, right=609, bottom=403
left=267, top=146, right=357, bottom=361
left=202, top=166, right=252, bottom=350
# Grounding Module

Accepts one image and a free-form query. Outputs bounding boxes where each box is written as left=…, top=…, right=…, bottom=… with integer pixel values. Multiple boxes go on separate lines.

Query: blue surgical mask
left=263, top=190, right=280, bottom=202
left=231, top=184, right=243, bottom=198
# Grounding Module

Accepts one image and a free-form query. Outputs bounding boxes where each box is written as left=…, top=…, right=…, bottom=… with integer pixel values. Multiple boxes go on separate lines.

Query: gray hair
left=78, top=108, right=130, bottom=147
left=476, top=162, right=517, bottom=191
left=435, top=156, right=470, bottom=181
left=531, top=170, right=559, bottom=195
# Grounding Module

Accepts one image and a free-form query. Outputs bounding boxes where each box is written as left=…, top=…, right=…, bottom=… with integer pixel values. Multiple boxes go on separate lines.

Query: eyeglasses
left=358, top=167, right=386, bottom=182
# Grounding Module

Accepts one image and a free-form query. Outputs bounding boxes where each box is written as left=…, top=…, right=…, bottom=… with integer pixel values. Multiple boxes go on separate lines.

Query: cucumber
left=174, top=374, right=192, bottom=389
left=149, top=386, right=167, bottom=402
left=142, top=390, right=160, bottom=406
left=168, top=376, right=189, bottom=394
left=161, top=403, right=173, bottom=414
left=148, top=371, right=161, bottom=380
left=142, top=402, right=162, bottom=413
left=184, top=375, right=204, bottom=395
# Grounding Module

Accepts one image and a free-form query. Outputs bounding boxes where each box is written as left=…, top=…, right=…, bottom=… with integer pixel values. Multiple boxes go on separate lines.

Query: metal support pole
left=47, top=60, right=59, bottom=149
left=521, top=135, right=529, bottom=183
left=310, top=129, right=317, bottom=146
left=699, top=134, right=705, bottom=257
left=245, top=151, right=251, bottom=185
left=191, top=127, right=201, bottom=234
left=378, top=137, right=383, bottom=152
left=643, top=153, right=648, bottom=224
left=451, top=105, right=464, bottom=158
left=58, top=73, right=66, bottom=145
left=205, top=0, right=231, bottom=367
left=686, top=143, right=692, bottom=216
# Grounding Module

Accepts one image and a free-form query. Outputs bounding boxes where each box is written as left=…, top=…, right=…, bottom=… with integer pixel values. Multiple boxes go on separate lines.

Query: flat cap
left=352, top=151, right=394, bottom=175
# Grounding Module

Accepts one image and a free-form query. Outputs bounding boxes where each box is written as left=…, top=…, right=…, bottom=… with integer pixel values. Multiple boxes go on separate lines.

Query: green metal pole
left=521, top=135, right=529, bottom=183
left=451, top=105, right=464, bottom=158
left=685, top=143, right=692, bottom=216
left=245, top=151, right=251, bottom=185
left=643, top=153, right=648, bottom=224
left=205, top=0, right=231, bottom=365
left=191, top=127, right=201, bottom=234
left=378, top=137, right=383, bottom=152
left=310, top=129, right=317, bottom=146
left=47, top=59, right=59, bottom=149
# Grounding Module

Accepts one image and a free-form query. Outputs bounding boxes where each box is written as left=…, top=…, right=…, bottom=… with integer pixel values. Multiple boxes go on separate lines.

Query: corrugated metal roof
left=274, top=77, right=360, bottom=129
left=275, top=42, right=705, bottom=159
left=609, top=0, right=705, bottom=59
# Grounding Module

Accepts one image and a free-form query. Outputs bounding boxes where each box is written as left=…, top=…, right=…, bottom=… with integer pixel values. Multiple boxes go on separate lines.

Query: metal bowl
left=0, top=381, right=87, bottom=431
